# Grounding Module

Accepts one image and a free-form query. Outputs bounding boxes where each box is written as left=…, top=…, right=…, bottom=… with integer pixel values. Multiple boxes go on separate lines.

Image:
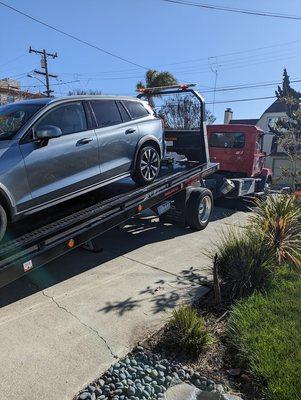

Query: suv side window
left=35, top=102, right=87, bottom=135
left=90, top=100, right=122, bottom=128
left=123, top=101, right=149, bottom=119
left=116, top=101, right=131, bottom=122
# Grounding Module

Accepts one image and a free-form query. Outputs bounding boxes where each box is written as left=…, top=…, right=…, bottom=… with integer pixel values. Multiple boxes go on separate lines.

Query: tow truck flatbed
left=0, top=161, right=218, bottom=288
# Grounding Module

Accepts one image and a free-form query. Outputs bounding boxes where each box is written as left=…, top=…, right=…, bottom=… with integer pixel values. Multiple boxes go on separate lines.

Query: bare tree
left=68, top=88, right=102, bottom=95
left=159, top=94, right=216, bottom=129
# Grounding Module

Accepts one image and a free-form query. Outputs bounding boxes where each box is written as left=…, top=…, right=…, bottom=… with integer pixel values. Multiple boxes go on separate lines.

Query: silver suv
left=0, top=96, right=164, bottom=240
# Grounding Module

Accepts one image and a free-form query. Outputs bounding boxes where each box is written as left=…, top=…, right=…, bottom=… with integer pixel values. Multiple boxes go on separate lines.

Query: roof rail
left=136, top=83, right=196, bottom=93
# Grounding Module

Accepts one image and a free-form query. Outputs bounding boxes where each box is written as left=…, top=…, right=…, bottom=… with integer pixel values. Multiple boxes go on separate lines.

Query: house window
left=267, top=117, right=282, bottom=132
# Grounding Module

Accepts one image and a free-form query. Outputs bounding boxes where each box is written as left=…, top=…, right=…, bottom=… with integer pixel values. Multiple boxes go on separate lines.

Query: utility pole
left=208, top=56, right=220, bottom=116
left=29, top=46, right=58, bottom=97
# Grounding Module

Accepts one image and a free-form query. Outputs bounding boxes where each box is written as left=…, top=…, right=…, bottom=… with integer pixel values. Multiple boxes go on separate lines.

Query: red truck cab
left=207, top=124, right=271, bottom=180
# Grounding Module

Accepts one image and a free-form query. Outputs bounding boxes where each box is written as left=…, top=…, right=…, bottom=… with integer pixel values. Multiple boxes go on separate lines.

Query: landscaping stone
left=75, top=347, right=243, bottom=400
left=164, top=382, right=201, bottom=399
left=221, top=395, right=243, bottom=400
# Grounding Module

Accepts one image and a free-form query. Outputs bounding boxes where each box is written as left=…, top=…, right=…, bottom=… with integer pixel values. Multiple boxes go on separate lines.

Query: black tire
left=186, top=188, right=213, bottom=230
left=132, top=145, right=161, bottom=185
left=0, top=204, right=7, bottom=242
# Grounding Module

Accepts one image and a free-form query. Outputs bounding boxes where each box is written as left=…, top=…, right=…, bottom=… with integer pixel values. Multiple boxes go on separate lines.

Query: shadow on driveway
left=0, top=205, right=240, bottom=309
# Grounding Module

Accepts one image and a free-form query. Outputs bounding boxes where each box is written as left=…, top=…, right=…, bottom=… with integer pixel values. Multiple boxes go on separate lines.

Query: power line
left=201, top=79, right=301, bottom=94
left=160, top=0, right=301, bottom=20
left=54, top=46, right=301, bottom=81
left=56, top=38, right=301, bottom=77
left=0, top=1, right=148, bottom=70
left=21, top=79, right=79, bottom=89
left=206, top=95, right=275, bottom=105
left=0, top=53, right=27, bottom=70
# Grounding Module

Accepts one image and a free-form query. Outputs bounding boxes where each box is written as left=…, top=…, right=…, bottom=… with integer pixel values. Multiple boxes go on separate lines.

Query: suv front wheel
left=132, top=145, right=160, bottom=185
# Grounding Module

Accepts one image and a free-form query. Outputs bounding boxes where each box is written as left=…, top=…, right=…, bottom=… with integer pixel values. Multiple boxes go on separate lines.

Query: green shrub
left=227, top=268, right=301, bottom=400
left=165, top=305, right=213, bottom=355
left=211, top=229, right=272, bottom=300
left=249, top=194, right=301, bottom=269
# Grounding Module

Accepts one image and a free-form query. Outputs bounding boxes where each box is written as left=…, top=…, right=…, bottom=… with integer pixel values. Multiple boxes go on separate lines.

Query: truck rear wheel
left=186, top=188, right=213, bottom=230
left=0, top=205, right=7, bottom=242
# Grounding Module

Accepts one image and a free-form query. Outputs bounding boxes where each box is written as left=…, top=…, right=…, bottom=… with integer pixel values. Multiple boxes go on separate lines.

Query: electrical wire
left=0, top=1, right=148, bottom=69
left=206, top=95, right=275, bottom=104
left=200, top=79, right=301, bottom=93
left=21, top=80, right=80, bottom=89
left=160, top=0, right=301, bottom=20
left=0, top=53, right=27, bottom=69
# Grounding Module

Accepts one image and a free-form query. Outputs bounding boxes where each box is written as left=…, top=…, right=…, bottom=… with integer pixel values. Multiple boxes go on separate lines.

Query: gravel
left=75, top=346, right=229, bottom=400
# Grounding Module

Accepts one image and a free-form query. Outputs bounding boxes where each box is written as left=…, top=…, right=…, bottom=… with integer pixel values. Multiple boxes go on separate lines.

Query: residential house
left=0, top=78, right=44, bottom=105
left=224, top=100, right=300, bottom=187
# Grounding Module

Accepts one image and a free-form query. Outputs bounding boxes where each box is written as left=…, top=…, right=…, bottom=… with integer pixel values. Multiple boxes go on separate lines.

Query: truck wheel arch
left=0, top=189, right=15, bottom=223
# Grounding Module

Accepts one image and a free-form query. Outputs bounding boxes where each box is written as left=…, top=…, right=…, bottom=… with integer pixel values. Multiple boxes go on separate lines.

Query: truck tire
left=132, top=145, right=161, bottom=186
left=186, top=188, right=213, bottom=230
left=0, top=205, right=7, bottom=242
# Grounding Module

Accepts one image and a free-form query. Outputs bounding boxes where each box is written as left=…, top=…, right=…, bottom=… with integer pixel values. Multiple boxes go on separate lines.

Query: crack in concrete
left=39, top=289, right=118, bottom=360
left=108, top=251, right=181, bottom=279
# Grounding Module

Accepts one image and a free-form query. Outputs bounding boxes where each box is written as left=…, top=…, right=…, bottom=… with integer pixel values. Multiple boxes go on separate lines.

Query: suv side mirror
left=35, top=125, right=62, bottom=140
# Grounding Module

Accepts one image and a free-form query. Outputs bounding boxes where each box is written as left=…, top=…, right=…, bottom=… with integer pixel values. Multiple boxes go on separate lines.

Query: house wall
left=257, top=111, right=300, bottom=187
left=0, top=91, right=28, bottom=105
left=0, top=78, right=43, bottom=105
left=270, top=155, right=301, bottom=188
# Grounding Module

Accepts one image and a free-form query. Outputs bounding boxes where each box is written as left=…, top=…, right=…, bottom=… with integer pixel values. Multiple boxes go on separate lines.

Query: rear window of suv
left=90, top=100, right=122, bottom=128
left=123, top=101, right=149, bottom=119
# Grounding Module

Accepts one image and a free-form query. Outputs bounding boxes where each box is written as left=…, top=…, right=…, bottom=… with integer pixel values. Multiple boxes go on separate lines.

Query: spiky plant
left=165, top=305, right=213, bottom=355
left=249, top=194, right=301, bottom=269
left=209, top=229, right=273, bottom=300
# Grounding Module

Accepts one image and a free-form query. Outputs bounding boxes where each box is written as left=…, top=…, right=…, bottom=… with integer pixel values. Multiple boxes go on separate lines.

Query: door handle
left=76, top=137, right=93, bottom=145
left=125, top=128, right=136, bottom=134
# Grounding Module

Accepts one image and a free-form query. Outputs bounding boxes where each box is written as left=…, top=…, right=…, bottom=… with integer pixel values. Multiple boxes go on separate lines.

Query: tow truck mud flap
left=152, top=202, right=171, bottom=216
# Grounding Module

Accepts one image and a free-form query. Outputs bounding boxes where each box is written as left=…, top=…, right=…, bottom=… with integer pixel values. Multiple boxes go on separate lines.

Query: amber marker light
left=67, top=238, right=75, bottom=249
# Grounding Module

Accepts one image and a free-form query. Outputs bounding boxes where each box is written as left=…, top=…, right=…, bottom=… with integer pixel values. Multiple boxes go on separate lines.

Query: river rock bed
left=75, top=346, right=233, bottom=400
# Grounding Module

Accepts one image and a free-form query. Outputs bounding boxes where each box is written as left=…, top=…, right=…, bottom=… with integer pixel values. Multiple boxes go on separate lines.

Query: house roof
left=0, top=87, right=45, bottom=99
left=263, top=99, right=286, bottom=114
left=229, top=118, right=258, bottom=125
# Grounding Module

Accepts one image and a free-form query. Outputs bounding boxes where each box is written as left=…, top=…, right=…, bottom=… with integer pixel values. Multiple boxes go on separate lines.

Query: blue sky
left=1, top=0, right=301, bottom=122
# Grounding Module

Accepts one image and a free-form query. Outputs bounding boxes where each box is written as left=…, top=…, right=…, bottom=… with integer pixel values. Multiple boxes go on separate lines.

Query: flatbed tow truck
left=0, top=84, right=274, bottom=288
left=0, top=85, right=218, bottom=288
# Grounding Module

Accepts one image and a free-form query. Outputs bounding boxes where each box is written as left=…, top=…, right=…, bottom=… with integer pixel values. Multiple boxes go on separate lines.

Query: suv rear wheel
left=132, top=145, right=160, bottom=185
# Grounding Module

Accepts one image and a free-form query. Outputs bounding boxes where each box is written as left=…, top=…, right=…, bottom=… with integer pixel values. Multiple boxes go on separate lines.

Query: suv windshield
left=0, top=103, right=44, bottom=139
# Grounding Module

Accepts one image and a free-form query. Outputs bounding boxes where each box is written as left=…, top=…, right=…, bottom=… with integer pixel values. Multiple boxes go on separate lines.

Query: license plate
left=157, top=202, right=171, bottom=215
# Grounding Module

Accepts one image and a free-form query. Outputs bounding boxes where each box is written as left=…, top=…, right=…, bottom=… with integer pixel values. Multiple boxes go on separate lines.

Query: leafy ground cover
left=228, top=268, right=301, bottom=400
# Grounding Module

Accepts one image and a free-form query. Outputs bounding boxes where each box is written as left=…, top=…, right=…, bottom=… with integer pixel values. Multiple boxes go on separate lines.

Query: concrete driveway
left=0, top=206, right=248, bottom=400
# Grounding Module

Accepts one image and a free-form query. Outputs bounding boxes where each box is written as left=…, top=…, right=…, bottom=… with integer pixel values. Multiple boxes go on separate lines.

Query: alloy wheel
left=140, top=148, right=160, bottom=181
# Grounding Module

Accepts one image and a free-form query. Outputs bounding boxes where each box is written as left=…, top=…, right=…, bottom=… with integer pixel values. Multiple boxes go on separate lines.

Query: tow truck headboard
left=137, top=84, right=210, bottom=164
